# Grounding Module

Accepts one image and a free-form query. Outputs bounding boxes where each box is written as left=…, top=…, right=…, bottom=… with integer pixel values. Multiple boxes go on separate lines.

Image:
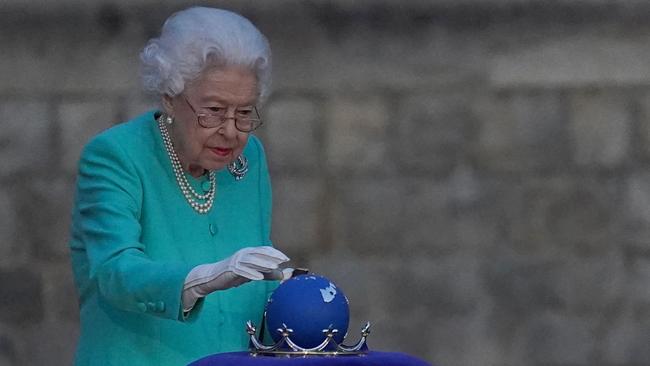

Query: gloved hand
left=267, top=267, right=296, bottom=281
left=182, top=246, right=290, bottom=311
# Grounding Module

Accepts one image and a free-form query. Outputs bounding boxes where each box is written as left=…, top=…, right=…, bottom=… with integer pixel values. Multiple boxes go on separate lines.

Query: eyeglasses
left=182, top=95, right=263, bottom=132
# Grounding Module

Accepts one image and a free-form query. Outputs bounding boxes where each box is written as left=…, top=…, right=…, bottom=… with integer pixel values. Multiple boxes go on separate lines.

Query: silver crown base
left=246, top=321, right=371, bottom=357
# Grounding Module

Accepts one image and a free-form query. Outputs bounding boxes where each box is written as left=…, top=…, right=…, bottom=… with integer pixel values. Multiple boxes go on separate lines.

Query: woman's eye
left=237, top=109, right=253, bottom=116
left=207, top=106, right=225, bottom=113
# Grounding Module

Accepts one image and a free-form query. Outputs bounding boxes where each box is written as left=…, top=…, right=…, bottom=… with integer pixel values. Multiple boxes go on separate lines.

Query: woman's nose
left=218, top=116, right=238, bottom=138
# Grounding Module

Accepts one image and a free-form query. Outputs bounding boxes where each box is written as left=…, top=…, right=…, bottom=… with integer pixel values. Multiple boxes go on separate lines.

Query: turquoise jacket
left=69, top=111, right=277, bottom=365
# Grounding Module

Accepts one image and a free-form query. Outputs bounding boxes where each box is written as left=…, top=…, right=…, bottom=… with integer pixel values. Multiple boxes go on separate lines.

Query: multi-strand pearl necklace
left=157, top=114, right=216, bottom=214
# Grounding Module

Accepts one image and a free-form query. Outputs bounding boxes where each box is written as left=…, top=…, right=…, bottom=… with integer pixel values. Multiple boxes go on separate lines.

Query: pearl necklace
left=157, top=114, right=216, bottom=214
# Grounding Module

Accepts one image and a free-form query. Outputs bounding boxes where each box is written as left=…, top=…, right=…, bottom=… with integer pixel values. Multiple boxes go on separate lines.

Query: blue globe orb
left=265, top=274, right=350, bottom=349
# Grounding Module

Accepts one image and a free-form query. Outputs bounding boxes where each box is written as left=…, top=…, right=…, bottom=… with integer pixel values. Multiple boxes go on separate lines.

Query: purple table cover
left=188, top=351, right=433, bottom=366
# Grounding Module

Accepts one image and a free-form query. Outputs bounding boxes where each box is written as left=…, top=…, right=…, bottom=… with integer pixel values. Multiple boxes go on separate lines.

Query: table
left=188, top=351, right=433, bottom=366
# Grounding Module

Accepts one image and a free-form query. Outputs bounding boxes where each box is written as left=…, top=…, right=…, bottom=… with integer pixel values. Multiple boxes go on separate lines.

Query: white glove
left=182, top=246, right=290, bottom=312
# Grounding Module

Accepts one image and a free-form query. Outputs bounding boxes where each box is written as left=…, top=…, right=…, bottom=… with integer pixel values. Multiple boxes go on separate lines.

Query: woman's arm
left=74, top=133, right=193, bottom=321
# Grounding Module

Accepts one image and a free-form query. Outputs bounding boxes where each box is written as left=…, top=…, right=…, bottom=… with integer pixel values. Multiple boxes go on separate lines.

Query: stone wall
left=2, top=0, right=650, bottom=365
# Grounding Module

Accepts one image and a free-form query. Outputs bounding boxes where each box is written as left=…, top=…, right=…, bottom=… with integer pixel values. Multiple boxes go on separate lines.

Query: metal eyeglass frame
left=182, top=95, right=263, bottom=132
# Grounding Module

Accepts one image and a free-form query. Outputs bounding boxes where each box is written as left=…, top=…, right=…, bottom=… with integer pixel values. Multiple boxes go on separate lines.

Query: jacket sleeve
left=74, top=133, right=193, bottom=321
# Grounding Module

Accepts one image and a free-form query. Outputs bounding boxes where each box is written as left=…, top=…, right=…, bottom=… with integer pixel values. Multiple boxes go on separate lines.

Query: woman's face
left=162, top=65, right=258, bottom=177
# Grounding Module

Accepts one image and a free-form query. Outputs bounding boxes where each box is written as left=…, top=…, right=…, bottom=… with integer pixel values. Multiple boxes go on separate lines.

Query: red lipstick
left=211, top=147, right=232, bottom=157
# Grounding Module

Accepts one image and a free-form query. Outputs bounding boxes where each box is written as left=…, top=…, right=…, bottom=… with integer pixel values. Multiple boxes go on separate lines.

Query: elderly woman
left=68, top=7, right=290, bottom=365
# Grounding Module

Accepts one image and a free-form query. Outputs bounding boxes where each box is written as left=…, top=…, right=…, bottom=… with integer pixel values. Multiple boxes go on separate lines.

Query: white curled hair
left=140, top=7, right=271, bottom=103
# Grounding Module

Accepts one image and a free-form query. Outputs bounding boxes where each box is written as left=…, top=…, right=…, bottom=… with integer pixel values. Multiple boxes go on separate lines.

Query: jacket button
left=209, top=223, right=218, bottom=236
left=136, top=302, right=147, bottom=312
left=156, top=301, right=166, bottom=312
left=201, top=181, right=211, bottom=192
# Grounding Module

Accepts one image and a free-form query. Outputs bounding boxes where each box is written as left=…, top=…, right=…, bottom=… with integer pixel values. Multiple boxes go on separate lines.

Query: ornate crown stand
left=246, top=321, right=372, bottom=357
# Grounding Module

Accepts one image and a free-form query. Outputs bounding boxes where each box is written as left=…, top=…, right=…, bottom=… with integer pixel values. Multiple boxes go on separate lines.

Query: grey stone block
left=627, top=322, right=650, bottom=364
left=331, top=174, right=521, bottom=258
left=510, top=176, right=622, bottom=256
left=399, top=178, right=464, bottom=256
left=269, top=11, right=484, bottom=94
left=483, top=258, right=564, bottom=318
left=0, top=189, right=24, bottom=265
left=637, top=93, right=650, bottom=159
left=374, top=307, right=435, bottom=363
left=0, top=23, right=142, bottom=93
left=59, top=100, right=119, bottom=173
left=325, top=96, right=391, bottom=172
left=620, top=171, right=650, bottom=250
left=491, top=33, right=650, bottom=88
left=386, top=255, right=482, bottom=318
left=555, top=254, right=625, bottom=314
left=624, top=171, right=650, bottom=228
left=124, top=94, right=160, bottom=121
left=569, top=90, right=632, bottom=168
left=0, top=100, right=51, bottom=177
left=524, top=312, right=596, bottom=365
left=474, top=91, right=569, bottom=173
left=42, top=264, right=79, bottom=323
left=329, top=178, right=405, bottom=256
left=0, top=268, right=43, bottom=325
left=271, top=176, right=323, bottom=260
left=20, top=320, right=78, bottom=366
left=601, top=305, right=650, bottom=364
left=627, top=257, right=650, bottom=306
left=601, top=305, right=637, bottom=364
left=0, top=333, right=17, bottom=366
left=396, top=93, right=475, bottom=175
left=265, top=97, right=321, bottom=172
left=453, top=173, right=526, bottom=252
left=23, top=179, right=75, bottom=261
left=446, top=164, right=482, bottom=207
left=423, top=313, right=505, bottom=366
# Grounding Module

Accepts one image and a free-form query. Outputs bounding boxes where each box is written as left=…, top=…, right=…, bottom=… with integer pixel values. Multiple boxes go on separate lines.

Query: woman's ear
left=161, top=94, right=174, bottom=115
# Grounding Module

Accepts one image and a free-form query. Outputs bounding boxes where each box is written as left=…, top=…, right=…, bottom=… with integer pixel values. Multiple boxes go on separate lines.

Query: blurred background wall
left=2, top=0, right=650, bottom=365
